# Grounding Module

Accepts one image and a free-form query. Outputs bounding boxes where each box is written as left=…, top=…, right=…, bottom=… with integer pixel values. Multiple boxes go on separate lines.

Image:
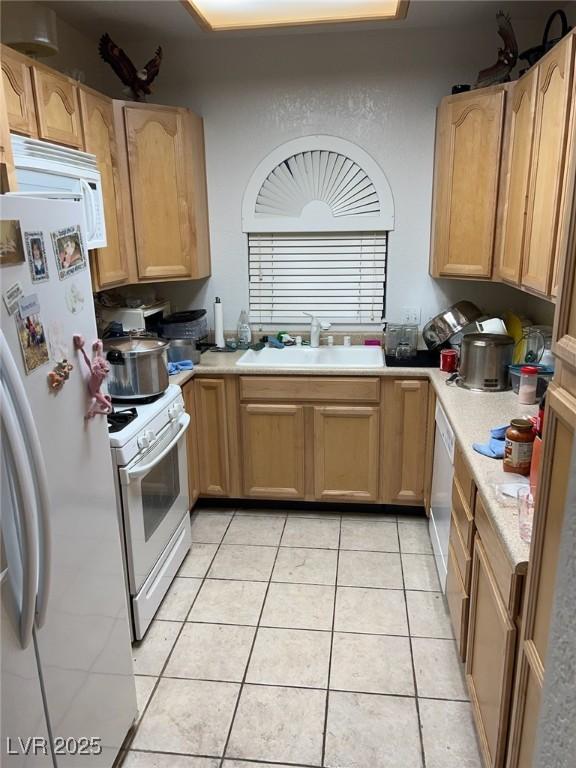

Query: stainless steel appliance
left=109, top=385, right=191, bottom=639
left=457, top=333, right=515, bottom=391
left=423, top=301, right=482, bottom=349
left=104, top=336, right=169, bottom=400
left=1, top=196, right=136, bottom=767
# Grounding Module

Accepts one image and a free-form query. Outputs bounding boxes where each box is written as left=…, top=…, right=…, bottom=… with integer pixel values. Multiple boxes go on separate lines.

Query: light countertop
left=169, top=350, right=535, bottom=570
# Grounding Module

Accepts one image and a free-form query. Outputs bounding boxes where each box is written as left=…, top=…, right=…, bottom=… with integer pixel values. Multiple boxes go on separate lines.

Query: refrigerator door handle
left=0, top=381, right=39, bottom=649
left=1, top=332, right=52, bottom=628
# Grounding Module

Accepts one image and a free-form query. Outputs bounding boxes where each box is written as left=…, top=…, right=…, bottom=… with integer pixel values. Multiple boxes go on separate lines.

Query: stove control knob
left=168, top=404, right=180, bottom=420
left=137, top=434, right=150, bottom=450
left=146, top=429, right=156, bottom=443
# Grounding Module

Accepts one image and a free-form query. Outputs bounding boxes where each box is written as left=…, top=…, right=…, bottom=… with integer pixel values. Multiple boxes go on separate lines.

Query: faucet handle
left=321, top=321, right=331, bottom=331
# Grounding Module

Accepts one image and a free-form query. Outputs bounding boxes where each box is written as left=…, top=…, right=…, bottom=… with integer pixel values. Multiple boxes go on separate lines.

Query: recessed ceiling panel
left=185, top=0, right=408, bottom=31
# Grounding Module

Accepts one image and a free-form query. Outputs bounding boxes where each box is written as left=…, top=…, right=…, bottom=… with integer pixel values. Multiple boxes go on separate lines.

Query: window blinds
left=248, top=232, right=387, bottom=324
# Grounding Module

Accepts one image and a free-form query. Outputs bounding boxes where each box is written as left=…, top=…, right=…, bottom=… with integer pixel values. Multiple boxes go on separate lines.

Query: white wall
left=2, top=3, right=556, bottom=332
left=146, top=21, right=555, bottom=332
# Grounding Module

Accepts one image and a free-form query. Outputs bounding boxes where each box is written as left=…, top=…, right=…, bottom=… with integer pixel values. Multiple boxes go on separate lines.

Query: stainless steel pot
left=457, top=333, right=514, bottom=392
left=165, top=338, right=201, bottom=365
left=104, top=337, right=169, bottom=399
left=422, top=301, right=483, bottom=350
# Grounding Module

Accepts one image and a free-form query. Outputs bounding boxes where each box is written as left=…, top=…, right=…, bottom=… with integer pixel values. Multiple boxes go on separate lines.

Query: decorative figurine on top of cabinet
left=475, top=11, right=518, bottom=88
left=98, top=33, right=163, bottom=101
left=73, top=335, right=112, bottom=418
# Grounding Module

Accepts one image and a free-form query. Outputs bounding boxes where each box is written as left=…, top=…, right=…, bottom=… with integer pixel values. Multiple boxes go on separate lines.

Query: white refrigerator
left=1, top=196, right=137, bottom=767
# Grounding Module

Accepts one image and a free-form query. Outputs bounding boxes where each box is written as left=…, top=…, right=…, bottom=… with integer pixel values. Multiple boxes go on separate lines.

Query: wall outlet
left=401, top=306, right=421, bottom=325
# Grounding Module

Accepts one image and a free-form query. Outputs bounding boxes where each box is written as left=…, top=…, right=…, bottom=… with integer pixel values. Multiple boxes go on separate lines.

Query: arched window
left=242, top=136, right=394, bottom=324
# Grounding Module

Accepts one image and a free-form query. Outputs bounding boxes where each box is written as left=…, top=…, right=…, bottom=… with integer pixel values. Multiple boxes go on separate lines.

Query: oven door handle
left=120, top=413, right=190, bottom=484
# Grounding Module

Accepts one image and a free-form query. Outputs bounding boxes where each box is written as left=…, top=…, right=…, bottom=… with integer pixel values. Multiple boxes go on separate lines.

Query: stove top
left=108, top=384, right=183, bottom=451
left=107, top=407, right=138, bottom=434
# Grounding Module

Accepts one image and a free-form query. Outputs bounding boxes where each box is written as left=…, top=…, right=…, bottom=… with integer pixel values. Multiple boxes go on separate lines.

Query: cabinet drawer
left=450, top=512, right=473, bottom=590
left=452, top=479, right=475, bottom=551
left=239, top=376, right=381, bottom=403
left=475, top=494, right=516, bottom=610
left=454, top=444, right=476, bottom=510
left=446, top=541, right=469, bottom=661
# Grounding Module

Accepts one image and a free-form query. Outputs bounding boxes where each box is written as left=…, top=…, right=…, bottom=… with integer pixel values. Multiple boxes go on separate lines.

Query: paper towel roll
left=214, top=297, right=225, bottom=349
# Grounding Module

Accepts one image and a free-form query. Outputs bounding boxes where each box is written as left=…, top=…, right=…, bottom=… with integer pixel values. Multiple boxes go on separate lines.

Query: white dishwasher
left=429, top=401, right=455, bottom=592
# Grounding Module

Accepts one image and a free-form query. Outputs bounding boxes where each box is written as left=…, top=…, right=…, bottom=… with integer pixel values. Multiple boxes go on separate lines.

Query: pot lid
left=462, top=333, right=515, bottom=346
left=103, top=336, right=168, bottom=354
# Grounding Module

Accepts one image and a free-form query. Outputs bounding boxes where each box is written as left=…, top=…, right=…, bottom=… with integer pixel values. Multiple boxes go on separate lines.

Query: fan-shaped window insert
left=244, top=137, right=393, bottom=324
left=243, top=136, right=394, bottom=233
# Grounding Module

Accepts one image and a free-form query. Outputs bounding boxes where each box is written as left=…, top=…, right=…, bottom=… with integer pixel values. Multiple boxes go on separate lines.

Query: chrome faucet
left=304, top=313, right=331, bottom=348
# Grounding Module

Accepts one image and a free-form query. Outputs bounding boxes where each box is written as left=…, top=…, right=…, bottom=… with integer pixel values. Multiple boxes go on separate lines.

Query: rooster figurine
left=98, top=33, right=162, bottom=101
left=475, top=11, right=518, bottom=88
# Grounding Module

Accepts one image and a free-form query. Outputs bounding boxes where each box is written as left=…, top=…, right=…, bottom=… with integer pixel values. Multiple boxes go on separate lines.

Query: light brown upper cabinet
left=522, top=34, right=575, bottom=295
left=120, top=102, right=211, bottom=281
left=381, top=379, right=430, bottom=505
left=241, top=404, right=306, bottom=499
left=430, top=86, right=505, bottom=279
left=79, top=88, right=130, bottom=290
left=1, top=45, right=37, bottom=136
left=497, top=67, right=538, bottom=285
left=313, top=406, right=380, bottom=502
left=31, top=66, right=83, bottom=148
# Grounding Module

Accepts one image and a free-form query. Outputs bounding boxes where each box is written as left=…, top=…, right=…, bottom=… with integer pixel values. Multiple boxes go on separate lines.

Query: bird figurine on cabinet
left=475, top=11, right=518, bottom=88
left=98, top=33, right=162, bottom=101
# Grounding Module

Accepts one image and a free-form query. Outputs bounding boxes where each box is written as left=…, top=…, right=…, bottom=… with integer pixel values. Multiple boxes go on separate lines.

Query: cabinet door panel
left=498, top=68, right=537, bottom=284
left=195, top=379, right=230, bottom=496
left=31, top=67, right=82, bottom=147
left=431, top=88, right=504, bottom=278
left=241, top=404, right=305, bottom=499
left=1, top=45, right=36, bottom=136
left=522, top=35, right=574, bottom=294
left=381, top=380, right=429, bottom=505
left=313, top=406, right=379, bottom=502
left=507, top=385, right=575, bottom=768
left=466, top=537, right=516, bottom=768
left=446, top=540, right=469, bottom=661
left=124, top=105, right=192, bottom=280
left=183, top=382, right=200, bottom=507
left=80, top=89, right=129, bottom=289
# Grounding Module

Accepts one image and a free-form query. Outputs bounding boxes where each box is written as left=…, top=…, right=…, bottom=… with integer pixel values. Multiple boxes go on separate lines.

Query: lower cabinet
left=381, top=379, right=430, bottom=504
left=446, top=540, right=470, bottom=660
left=182, top=381, right=200, bottom=506
left=313, top=406, right=380, bottom=501
left=194, top=378, right=230, bottom=496
left=466, top=536, right=517, bottom=768
left=189, top=374, right=428, bottom=505
left=241, top=404, right=305, bottom=499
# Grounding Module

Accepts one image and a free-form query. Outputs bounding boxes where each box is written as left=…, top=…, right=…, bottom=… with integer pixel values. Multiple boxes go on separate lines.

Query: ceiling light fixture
left=181, top=0, right=409, bottom=32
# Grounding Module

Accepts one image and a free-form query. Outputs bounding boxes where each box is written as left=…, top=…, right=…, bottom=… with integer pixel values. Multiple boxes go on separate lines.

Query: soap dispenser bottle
left=237, top=309, right=252, bottom=346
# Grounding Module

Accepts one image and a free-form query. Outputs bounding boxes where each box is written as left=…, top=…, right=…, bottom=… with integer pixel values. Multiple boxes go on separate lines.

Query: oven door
left=119, top=412, right=190, bottom=592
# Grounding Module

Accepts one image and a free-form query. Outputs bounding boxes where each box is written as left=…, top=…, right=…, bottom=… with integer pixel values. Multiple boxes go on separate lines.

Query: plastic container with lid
left=504, top=419, right=536, bottom=476
left=518, top=365, right=539, bottom=404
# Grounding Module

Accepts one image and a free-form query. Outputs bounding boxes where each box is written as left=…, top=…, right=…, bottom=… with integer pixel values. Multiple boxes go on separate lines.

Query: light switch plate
left=401, top=306, right=421, bottom=324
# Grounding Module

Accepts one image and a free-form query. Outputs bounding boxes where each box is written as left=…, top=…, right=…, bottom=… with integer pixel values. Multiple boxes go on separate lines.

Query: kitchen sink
left=236, top=345, right=384, bottom=368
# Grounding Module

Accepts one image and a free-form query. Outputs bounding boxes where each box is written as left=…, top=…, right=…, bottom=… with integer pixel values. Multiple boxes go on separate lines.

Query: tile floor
left=123, top=508, right=483, bottom=768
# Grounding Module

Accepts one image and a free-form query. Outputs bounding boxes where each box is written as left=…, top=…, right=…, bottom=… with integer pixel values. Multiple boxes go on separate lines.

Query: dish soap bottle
left=237, top=309, right=252, bottom=346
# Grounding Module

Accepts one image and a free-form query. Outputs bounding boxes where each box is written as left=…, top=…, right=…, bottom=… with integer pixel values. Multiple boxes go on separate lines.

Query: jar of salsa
left=504, top=419, right=535, bottom=476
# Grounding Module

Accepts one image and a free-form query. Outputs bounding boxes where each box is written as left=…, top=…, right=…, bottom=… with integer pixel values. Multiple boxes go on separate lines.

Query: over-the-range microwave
left=10, top=133, right=107, bottom=250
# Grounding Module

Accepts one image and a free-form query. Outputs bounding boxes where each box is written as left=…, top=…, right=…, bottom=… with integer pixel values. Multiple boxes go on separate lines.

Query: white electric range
left=108, top=384, right=191, bottom=640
